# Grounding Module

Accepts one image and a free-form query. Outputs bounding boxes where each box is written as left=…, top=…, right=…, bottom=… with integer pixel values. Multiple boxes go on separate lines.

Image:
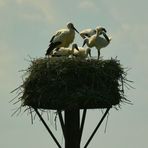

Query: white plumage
left=51, top=44, right=79, bottom=57
left=46, top=22, right=79, bottom=56
left=72, top=44, right=91, bottom=59
left=80, top=26, right=107, bottom=39
left=83, top=28, right=111, bottom=59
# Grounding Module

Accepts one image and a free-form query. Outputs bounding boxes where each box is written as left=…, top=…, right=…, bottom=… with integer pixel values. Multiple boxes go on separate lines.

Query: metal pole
left=84, top=108, right=110, bottom=148
left=58, top=110, right=66, bottom=139
left=79, top=109, right=87, bottom=144
left=34, top=108, right=62, bottom=148
left=65, top=109, right=80, bottom=148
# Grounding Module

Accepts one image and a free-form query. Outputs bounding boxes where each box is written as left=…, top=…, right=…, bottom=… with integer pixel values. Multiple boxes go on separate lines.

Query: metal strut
left=79, top=109, right=87, bottom=144
left=34, top=108, right=62, bottom=148
left=84, top=108, right=110, bottom=148
left=57, top=110, right=66, bottom=139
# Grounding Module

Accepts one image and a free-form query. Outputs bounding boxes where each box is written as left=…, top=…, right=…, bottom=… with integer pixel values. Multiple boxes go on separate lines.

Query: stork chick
left=52, top=44, right=79, bottom=57
left=72, top=44, right=91, bottom=59
left=82, top=28, right=111, bottom=59
left=80, top=26, right=107, bottom=39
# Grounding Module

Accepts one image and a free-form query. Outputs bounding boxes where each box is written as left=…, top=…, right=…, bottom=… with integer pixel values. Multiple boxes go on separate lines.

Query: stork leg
left=97, top=49, right=100, bottom=59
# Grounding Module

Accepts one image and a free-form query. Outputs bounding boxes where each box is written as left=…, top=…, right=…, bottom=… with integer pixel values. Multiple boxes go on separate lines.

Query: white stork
left=72, top=44, right=91, bottom=59
left=82, top=28, right=111, bottom=59
left=45, top=22, right=79, bottom=56
left=80, top=26, right=107, bottom=39
left=51, top=43, right=79, bottom=57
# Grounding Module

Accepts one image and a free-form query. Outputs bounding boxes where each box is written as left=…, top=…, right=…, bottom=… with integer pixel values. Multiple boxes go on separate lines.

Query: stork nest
left=13, top=57, right=130, bottom=110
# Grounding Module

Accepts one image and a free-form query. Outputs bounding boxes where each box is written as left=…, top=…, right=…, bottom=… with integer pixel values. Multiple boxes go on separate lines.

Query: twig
left=104, top=112, right=110, bottom=133
left=10, top=85, right=23, bottom=93
left=13, top=98, right=21, bottom=105
left=11, top=107, right=22, bottom=117
left=30, top=107, right=34, bottom=124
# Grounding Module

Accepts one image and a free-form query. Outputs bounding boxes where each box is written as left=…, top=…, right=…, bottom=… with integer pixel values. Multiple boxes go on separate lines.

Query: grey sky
left=0, top=0, right=148, bottom=148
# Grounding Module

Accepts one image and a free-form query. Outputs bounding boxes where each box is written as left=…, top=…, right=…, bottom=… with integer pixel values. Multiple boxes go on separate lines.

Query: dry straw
left=12, top=57, right=131, bottom=111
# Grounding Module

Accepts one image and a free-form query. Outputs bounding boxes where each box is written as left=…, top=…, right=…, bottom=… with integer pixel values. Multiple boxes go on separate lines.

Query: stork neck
left=96, top=30, right=101, bottom=37
left=70, top=47, right=74, bottom=54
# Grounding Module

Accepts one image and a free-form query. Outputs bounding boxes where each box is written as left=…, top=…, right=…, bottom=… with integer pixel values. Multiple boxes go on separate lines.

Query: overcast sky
left=0, top=0, right=148, bottom=148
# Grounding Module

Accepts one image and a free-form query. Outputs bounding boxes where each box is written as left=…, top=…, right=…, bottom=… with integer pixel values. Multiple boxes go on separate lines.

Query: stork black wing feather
left=50, top=35, right=55, bottom=43
left=45, top=42, right=61, bottom=56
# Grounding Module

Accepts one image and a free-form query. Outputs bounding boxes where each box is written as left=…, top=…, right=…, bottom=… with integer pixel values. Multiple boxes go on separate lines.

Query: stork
left=82, top=28, right=111, bottom=59
left=72, top=44, right=91, bottom=59
left=45, top=22, right=79, bottom=56
left=51, top=43, right=79, bottom=57
left=80, top=26, right=107, bottom=39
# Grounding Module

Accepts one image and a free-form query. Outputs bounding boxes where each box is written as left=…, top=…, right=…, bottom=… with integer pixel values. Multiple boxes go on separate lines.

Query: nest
left=13, top=57, right=129, bottom=110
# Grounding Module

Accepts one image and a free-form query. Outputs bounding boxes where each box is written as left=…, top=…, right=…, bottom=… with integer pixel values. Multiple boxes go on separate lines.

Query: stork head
left=67, top=22, right=79, bottom=34
left=82, top=38, right=88, bottom=47
left=80, top=33, right=86, bottom=39
left=72, top=43, right=79, bottom=51
left=96, top=26, right=107, bottom=35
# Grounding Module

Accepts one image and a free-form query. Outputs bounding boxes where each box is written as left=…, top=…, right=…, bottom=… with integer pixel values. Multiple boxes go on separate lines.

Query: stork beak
left=82, top=39, right=86, bottom=47
left=102, top=28, right=107, bottom=33
left=102, top=32, right=110, bottom=42
left=75, top=44, right=79, bottom=51
left=99, top=27, right=107, bottom=35
left=74, top=27, right=79, bottom=34
left=72, top=26, right=79, bottom=34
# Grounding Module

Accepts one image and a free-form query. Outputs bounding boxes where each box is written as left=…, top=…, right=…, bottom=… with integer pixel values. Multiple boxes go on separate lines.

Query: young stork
left=82, top=28, right=111, bottom=59
left=72, top=44, right=91, bottom=59
left=45, top=22, right=79, bottom=56
left=51, top=43, right=79, bottom=57
left=80, top=26, right=107, bottom=39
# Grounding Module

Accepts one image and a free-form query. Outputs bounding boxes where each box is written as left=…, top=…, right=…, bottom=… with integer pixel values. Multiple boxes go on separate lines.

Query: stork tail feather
left=45, top=42, right=61, bottom=56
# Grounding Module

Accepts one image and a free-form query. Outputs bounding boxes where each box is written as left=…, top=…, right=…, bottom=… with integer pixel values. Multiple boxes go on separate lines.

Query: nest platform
left=19, top=57, right=126, bottom=110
